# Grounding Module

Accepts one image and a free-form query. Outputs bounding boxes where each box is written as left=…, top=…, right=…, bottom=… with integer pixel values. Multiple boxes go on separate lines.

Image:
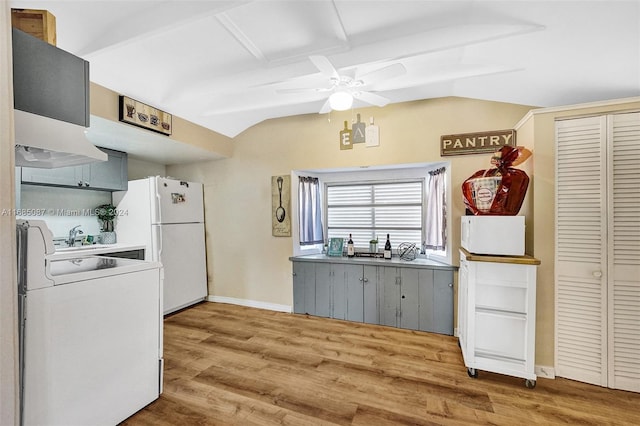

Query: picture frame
left=118, top=95, right=172, bottom=136
left=327, top=238, right=344, bottom=257
left=271, top=175, right=291, bottom=237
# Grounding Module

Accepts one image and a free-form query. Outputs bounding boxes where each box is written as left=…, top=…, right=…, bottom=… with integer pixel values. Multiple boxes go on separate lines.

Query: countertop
left=289, top=253, right=457, bottom=270
left=460, top=248, right=541, bottom=265
left=48, top=242, right=146, bottom=261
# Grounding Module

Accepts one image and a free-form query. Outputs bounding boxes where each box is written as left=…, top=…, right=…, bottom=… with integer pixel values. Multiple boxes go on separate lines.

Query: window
left=326, top=181, right=423, bottom=250
left=293, top=164, right=449, bottom=261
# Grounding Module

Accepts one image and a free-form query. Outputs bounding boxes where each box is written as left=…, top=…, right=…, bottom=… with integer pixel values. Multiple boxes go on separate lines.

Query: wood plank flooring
left=121, top=302, right=640, bottom=425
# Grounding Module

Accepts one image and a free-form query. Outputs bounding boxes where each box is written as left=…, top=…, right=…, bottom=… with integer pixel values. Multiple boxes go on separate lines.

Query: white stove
left=17, top=220, right=164, bottom=426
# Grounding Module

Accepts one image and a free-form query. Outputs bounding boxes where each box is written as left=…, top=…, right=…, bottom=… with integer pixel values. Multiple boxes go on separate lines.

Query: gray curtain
left=298, top=176, right=324, bottom=245
left=425, top=167, right=446, bottom=250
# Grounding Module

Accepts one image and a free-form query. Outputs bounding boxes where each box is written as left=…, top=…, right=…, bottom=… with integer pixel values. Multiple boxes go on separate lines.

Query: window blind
left=326, top=181, right=423, bottom=249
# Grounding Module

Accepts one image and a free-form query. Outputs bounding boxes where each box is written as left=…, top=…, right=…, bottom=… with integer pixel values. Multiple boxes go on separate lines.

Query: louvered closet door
left=607, top=112, right=640, bottom=393
left=555, top=116, right=608, bottom=387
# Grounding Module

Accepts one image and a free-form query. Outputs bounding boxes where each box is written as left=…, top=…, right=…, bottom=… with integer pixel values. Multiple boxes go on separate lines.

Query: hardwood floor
left=122, top=302, right=640, bottom=425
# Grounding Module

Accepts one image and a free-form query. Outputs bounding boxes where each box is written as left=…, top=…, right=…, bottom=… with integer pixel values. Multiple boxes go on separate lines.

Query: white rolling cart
left=458, top=248, right=540, bottom=388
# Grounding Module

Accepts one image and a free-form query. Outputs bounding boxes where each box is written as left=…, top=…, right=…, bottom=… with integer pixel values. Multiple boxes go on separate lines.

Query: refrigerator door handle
left=154, top=180, right=163, bottom=225
left=18, top=293, right=26, bottom=423
left=153, top=226, right=163, bottom=262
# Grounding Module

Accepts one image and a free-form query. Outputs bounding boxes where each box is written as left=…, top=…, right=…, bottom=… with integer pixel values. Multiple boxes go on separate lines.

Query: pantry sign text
left=440, top=129, right=516, bottom=156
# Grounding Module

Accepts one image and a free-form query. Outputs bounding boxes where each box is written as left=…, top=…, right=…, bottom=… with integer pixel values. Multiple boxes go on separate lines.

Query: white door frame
left=0, top=4, right=19, bottom=425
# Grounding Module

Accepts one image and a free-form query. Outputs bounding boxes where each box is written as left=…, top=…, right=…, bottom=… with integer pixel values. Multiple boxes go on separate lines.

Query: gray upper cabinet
left=20, top=164, right=80, bottom=187
left=12, top=28, right=89, bottom=127
left=85, top=149, right=127, bottom=190
left=21, top=147, right=128, bottom=191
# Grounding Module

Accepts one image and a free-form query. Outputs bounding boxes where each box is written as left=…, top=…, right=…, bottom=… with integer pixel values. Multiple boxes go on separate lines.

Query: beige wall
left=166, top=96, right=534, bottom=321
left=90, top=82, right=234, bottom=158
left=171, top=96, right=640, bottom=369
left=127, top=157, right=166, bottom=180
left=516, top=98, right=640, bottom=367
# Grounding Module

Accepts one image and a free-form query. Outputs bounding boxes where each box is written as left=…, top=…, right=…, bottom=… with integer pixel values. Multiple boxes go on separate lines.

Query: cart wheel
left=525, top=379, right=536, bottom=389
left=467, top=368, right=478, bottom=378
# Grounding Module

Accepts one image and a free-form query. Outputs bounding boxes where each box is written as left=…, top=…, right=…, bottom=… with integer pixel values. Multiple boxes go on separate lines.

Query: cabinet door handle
left=84, top=182, right=90, bottom=187
left=77, top=181, right=83, bottom=187
left=449, top=283, right=453, bottom=288
left=292, top=272, right=297, bottom=276
left=363, top=278, right=368, bottom=283
left=592, top=271, right=603, bottom=278
left=401, top=295, right=405, bottom=299
left=359, top=278, right=363, bottom=282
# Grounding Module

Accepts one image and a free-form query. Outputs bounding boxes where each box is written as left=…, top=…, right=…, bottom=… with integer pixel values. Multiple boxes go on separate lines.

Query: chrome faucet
left=67, top=225, right=83, bottom=247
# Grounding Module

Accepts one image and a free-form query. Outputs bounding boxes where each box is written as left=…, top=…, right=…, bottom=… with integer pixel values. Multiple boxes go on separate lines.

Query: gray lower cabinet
left=292, top=261, right=316, bottom=315
left=21, top=147, right=128, bottom=191
left=315, top=263, right=382, bottom=323
left=314, top=263, right=332, bottom=318
left=314, top=263, right=354, bottom=320
left=292, top=259, right=454, bottom=335
left=363, top=265, right=380, bottom=324
left=380, top=267, right=454, bottom=334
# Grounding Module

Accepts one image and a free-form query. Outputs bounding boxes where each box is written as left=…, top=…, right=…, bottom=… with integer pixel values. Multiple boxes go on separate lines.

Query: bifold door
left=555, top=112, right=640, bottom=392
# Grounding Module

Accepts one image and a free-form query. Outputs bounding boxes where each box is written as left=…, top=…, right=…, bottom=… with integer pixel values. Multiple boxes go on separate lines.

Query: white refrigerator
left=114, top=177, right=207, bottom=314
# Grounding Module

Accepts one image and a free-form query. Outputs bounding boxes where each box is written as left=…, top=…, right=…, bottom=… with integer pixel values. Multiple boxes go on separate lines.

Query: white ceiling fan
left=277, top=55, right=406, bottom=113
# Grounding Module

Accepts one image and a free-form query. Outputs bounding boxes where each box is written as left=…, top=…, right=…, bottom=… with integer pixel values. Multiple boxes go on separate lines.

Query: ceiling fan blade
left=353, top=91, right=390, bottom=107
left=319, top=98, right=332, bottom=114
left=276, top=87, right=329, bottom=94
left=309, top=55, right=339, bottom=80
left=357, top=63, right=406, bottom=86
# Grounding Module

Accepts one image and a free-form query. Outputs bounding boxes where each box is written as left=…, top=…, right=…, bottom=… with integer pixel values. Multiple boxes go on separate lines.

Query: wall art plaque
left=441, top=129, right=516, bottom=156
left=119, top=95, right=172, bottom=136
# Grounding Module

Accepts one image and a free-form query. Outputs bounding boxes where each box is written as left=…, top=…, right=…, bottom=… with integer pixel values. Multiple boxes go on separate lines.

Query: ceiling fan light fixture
left=329, top=91, right=353, bottom=111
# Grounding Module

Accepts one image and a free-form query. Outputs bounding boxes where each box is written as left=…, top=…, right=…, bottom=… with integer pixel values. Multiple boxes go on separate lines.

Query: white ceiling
left=10, top=0, right=640, bottom=140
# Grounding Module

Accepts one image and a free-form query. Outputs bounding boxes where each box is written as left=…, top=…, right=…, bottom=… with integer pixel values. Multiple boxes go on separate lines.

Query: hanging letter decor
left=340, top=120, right=353, bottom=150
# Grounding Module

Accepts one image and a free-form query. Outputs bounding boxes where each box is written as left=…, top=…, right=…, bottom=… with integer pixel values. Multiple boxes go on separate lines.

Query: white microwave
left=461, top=215, right=525, bottom=256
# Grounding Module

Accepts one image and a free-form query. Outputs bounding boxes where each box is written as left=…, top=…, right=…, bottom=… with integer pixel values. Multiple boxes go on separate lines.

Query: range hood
left=14, top=110, right=107, bottom=168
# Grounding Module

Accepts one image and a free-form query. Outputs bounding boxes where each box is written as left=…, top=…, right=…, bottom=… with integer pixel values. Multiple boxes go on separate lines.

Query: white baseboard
left=207, top=295, right=292, bottom=313
left=535, top=365, right=556, bottom=379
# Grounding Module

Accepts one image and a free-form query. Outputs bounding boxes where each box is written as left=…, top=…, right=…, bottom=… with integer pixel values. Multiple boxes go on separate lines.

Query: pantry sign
left=440, top=129, right=516, bottom=156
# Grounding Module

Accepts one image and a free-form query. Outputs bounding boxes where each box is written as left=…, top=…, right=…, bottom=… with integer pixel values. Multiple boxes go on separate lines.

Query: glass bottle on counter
left=384, top=234, right=392, bottom=259
left=347, top=234, right=355, bottom=258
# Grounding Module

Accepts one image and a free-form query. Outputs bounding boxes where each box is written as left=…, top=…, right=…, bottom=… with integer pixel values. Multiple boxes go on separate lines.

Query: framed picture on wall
left=118, top=95, right=172, bottom=136
left=271, top=175, right=291, bottom=237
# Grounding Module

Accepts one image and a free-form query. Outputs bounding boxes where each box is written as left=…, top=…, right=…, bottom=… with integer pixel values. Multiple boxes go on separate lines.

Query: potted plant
left=95, top=203, right=117, bottom=244
left=369, top=237, right=378, bottom=253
